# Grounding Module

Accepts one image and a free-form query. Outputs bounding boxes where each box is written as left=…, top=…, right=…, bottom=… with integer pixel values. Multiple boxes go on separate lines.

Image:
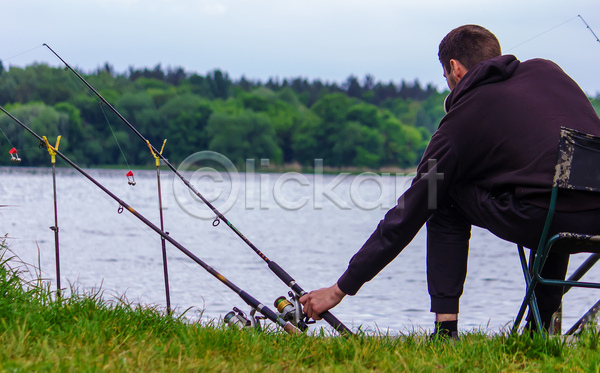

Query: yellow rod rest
left=42, top=135, right=61, bottom=164
left=146, top=139, right=167, bottom=167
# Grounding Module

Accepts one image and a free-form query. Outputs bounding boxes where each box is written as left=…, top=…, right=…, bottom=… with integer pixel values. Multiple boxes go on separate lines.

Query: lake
left=1, top=165, right=599, bottom=335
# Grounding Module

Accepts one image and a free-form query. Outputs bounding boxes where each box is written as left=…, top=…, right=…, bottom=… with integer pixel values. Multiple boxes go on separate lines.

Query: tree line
left=0, top=62, right=597, bottom=170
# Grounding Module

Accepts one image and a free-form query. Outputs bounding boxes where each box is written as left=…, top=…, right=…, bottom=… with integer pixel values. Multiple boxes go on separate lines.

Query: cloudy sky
left=3, top=0, right=600, bottom=95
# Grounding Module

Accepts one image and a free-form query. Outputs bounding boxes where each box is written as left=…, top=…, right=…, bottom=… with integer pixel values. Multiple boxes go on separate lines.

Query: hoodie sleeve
left=337, top=129, right=459, bottom=295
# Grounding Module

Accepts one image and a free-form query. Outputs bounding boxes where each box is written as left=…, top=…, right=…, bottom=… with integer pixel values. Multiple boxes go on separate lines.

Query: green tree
left=382, top=97, right=422, bottom=127
left=54, top=102, right=86, bottom=162
left=379, top=112, right=427, bottom=168
left=416, top=90, right=447, bottom=134
left=0, top=72, right=17, bottom=104
left=346, top=102, right=380, bottom=128
left=206, top=111, right=282, bottom=166
left=330, top=121, right=384, bottom=168
left=161, top=94, right=213, bottom=163
left=0, top=60, right=449, bottom=170
left=208, top=69, right=231, bottom=99
left=116, top=91, right=155, bottom=122
left=146, top=86, right=177, bottom=108
left=1, top=64, right=77, bottom=105
left=306, top=95, right=389, bottom=167
left=311, top=92, right=356, bottom=125
left=69, top=93, right=106, bottom=132
left=87, top=68, right=131, bottom=95
left=239, top=87, right=310, bottom=163
left=0, top=103, right=70, bottom=166
left=344, top=75, right=362, bottom=98
left=185, top=74, right=213, bottom=97
left=109, top=91, right=156, bottom=162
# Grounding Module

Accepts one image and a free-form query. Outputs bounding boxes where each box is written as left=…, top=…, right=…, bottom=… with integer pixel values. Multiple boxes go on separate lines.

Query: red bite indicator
left=9, top=147, right=21, bottom=162
left=126, top=170, right=136, bottom=186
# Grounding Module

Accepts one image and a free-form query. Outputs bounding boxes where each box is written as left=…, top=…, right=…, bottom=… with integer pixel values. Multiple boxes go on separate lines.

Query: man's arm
left=300, top=130, right=458, bottom=318
left=337, top=134, right=458, bottom=295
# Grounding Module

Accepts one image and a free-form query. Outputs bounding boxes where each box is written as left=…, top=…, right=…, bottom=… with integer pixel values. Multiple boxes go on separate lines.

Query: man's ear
left=449, top=59, right=467, bottom=82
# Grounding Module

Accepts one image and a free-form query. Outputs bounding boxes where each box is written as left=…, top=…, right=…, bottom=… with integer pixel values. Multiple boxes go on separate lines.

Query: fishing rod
left=579, top=15, right=600, bottom=45
left=42, top=135, right=63, bottom=297
left=147, top=139, right=172, bottom=315
left=43, top=43, right=352, bottom=335
left=0, top=105, right=302, bottom=336
left=566, top=299, right=600, bottom=335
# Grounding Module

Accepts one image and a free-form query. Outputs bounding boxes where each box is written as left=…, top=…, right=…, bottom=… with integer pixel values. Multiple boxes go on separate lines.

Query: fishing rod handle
left=283, top=322, right=303, bottom=336
left=321, top=311, right=353, bottom=336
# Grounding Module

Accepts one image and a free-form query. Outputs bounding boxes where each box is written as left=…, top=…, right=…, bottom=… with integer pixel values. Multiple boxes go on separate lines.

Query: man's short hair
left=438, top=25, right=502, bottom=73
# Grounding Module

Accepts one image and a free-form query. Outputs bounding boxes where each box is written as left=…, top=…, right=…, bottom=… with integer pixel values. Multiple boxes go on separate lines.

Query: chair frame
left=513, top=127, right=600, bottom=335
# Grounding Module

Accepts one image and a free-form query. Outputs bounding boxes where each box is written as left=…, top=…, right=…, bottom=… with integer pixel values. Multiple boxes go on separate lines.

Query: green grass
left=1, top=239, right=599, bottom=372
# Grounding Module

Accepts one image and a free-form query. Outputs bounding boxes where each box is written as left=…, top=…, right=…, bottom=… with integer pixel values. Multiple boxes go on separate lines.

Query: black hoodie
left=337, top=55, right=600, bottom=295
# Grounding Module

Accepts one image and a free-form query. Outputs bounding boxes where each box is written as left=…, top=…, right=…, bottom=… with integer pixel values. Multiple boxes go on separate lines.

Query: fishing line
left=43, top=52, right=137, bottom=184
left=99, top=104, right=132, bottom=171
left=0, top=126, right=15, bottom=148
left=1, top=45, right=45, bottom=64
left=506, top=15, right=580, bottom=52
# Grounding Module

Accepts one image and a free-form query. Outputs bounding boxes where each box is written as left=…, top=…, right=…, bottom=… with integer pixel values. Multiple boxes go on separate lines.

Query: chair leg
left=513, top=245, right=546, bottom=336
left=530, top=292, right=545, bottom=335
left=513, top=297, right=530, bottom=333
left=513, top=282, right=545, bottom=334
left=513, top=245, right=531, bottom=333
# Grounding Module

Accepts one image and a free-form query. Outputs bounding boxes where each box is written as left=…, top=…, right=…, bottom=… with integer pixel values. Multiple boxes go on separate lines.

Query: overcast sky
left=3, top=0, right=600, bottom=95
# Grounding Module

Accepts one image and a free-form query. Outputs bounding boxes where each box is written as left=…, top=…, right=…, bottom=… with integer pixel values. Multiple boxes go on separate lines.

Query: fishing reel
left=223, top=307, right=264, bottom=330
left=274, top=292, right=314, bottom=331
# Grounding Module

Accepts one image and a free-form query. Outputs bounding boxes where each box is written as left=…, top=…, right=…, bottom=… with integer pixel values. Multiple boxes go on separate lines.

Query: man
left=300, top=24, right=600, bottom=336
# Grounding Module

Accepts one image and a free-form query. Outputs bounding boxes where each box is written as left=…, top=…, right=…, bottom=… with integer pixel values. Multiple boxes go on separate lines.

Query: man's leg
left=433, top=185, right=572, bottom=331
left=426, top=195, right=471, bottom=335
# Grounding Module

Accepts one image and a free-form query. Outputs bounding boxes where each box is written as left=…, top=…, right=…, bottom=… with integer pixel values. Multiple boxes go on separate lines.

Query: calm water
left=1, top=166, right=599, bottom=334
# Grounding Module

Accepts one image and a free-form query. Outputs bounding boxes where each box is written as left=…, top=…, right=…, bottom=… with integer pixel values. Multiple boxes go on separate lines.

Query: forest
left=0, top=61, right=598, bottom=170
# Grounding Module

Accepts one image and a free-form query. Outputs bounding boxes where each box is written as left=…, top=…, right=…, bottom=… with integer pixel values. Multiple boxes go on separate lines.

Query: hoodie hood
left=445, top=54, right=520, bottom=112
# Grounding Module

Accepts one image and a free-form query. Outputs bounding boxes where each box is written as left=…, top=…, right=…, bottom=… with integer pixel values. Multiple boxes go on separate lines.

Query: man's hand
left=299, top=283, right=346, bottom=320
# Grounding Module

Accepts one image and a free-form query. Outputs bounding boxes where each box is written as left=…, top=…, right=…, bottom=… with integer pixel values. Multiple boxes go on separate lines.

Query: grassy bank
left=1, top=243, right=599, bottom=371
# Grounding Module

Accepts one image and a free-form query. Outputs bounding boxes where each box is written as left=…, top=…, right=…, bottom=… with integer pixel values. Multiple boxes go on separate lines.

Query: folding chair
left=512, top=127, right=600, bottom=335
